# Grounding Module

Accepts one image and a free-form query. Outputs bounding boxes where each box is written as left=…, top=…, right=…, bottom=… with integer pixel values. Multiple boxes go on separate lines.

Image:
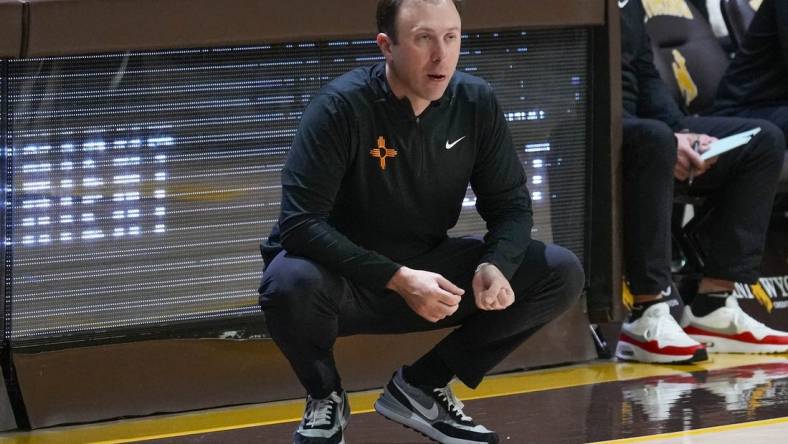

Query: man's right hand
left=386, top=266, right=464, bottom=323
left=674, top=132, right=718, bottom=181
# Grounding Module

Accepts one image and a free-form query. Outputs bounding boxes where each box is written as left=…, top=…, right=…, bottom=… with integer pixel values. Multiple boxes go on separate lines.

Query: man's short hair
left=376, top=0, right=463, bottom=43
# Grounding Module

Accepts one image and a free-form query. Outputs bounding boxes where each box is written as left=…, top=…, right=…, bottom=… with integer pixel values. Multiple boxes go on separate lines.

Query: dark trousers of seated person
left=259, top=238, right=584, bottom=398
left=713, top=105, right=788, bottom=146
left=623, top=116, right=785, bottom=296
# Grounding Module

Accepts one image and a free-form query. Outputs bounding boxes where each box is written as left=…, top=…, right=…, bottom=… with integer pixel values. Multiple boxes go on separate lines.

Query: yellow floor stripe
left=587, top=415, right=788, bottom=443
left=0, top=354, right=785, bottom=443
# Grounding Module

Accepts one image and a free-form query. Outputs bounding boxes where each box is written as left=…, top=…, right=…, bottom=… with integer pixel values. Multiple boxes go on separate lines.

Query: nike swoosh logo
left=445, top=136, right=466, bottom=150
left=400, top=387, right=440, bottom=420
left=687, top=322, right=742, bottom=336
left=618, top=0, right=629, bottom=8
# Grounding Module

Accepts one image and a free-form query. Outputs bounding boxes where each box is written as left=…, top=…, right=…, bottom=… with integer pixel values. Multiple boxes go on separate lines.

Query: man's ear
left=376, top=33, right=393, bottom=58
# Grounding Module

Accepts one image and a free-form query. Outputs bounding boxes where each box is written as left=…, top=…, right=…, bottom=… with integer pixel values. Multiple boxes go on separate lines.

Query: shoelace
left=433, top=386, right=472, bottom=422
left=304, top=396, right=336, bottom=428
left=651, top=311, right=686, bottom=340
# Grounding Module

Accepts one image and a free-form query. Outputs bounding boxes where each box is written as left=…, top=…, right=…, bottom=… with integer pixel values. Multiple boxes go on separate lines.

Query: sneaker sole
left=294, top=433, right=345, bottom=444
left=615, top=342, right=708, bottom=364
left=688, top=335, right=788, bottom=354
left=374, top=395, right=492, bottom=444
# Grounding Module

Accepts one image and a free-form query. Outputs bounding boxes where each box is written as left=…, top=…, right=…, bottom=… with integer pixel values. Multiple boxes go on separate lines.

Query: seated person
left=714, top=0, right=788, bottom=144
left=258, top=1, right=585, bottom=443
left=616, top=0, right=788, bottom=364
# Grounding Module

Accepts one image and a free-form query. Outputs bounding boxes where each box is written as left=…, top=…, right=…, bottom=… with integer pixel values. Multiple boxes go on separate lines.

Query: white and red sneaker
left=681, top=295, right=788, bottom=354
left=616, top=302, right=708, bottom=363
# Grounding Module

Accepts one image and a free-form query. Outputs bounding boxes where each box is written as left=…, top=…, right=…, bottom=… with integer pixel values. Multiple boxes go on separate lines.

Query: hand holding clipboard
left=700, top=127, right=761, bottom=160
left=687, top=127, right=761, bottom=185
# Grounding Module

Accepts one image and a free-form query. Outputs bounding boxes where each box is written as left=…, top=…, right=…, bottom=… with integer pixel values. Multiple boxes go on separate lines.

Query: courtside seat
left=645, top=0, right=730, bottom=115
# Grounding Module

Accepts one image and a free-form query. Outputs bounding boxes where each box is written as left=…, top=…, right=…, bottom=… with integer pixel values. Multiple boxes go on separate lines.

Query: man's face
left=377, top=0, right=461, bottom=114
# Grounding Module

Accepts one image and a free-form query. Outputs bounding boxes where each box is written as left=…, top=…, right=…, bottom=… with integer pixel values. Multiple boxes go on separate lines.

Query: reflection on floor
left=1, top=354, right=787, bottom=443
left=601, top=419, right=788, bottom=444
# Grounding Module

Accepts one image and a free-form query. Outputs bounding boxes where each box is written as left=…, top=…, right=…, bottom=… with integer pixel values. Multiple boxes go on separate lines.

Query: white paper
left=700, top=127, right=761, bottom=160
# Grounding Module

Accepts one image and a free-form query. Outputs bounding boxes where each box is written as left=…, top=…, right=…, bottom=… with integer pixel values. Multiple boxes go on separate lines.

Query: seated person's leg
left=621, top=118, right=676, bottom=298
left=756, top=107, right=788, bottom=146
left=616, top=118, right=706, bottom=364
left=713, top=105, right=788, bottom=146
left=682, top=117, right=783, bottom=289
left=676, top=117, right=788, bottom=353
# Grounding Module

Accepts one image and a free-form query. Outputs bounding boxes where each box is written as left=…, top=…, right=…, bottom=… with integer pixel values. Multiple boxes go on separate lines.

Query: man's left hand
left=472, top=264, right=514, bottom=310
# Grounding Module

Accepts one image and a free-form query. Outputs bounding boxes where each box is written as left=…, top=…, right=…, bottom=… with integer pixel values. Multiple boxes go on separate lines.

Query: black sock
left=403, top=350, right=454, bottom=389
left=691, top=292, right=730, bottom=317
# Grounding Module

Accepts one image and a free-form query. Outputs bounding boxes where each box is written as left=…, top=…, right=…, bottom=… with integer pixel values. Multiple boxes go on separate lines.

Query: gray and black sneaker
left=294, top=390, right=350, bottom=444
left=374, top=368, right=498, bottom=444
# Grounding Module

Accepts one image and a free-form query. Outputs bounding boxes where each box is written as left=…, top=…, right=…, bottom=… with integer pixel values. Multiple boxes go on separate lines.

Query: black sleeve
left=633, top=28, right=685, bottom=129
left=470, top=91, right=533, bottom=280
left=277, top=94, right=401, bottom=290
left=776, top=0, right=788, bottom=68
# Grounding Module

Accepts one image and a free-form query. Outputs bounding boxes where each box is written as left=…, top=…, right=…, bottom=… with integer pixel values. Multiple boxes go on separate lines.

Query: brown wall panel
left=608, top=0, right=624, bottom=321
left=24, top=0, right=376, bottom=58
left=22, top=0, right=604, bottom=57
left=463, top=0, right=603, bottom=31
left=14, top=302, right=595, bottom=428
left=587, top=0, right=623, bottom=322
left=0, top=1, right=23, bottom=58
left=0, top=365, right=16, bottom=431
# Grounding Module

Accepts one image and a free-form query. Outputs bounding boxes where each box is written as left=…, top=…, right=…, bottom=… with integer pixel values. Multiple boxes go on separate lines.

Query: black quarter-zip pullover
left=262, top=63, right=532, bottom=291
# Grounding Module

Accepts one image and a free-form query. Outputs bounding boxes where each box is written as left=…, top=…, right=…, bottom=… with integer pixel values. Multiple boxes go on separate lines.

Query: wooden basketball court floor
left=2, top=354, right=788, bottom=443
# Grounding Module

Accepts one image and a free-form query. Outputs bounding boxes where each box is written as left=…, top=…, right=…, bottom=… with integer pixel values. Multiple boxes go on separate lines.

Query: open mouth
left=428, top=74, right=447, bottom=81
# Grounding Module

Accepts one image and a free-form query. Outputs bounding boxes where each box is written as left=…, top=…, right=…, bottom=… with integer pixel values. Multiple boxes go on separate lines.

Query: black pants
left=259, top=238, right=584, bottom=398
left=622, top=116, right=785, bottom=295
left=713, top=105, right=788, bottom=146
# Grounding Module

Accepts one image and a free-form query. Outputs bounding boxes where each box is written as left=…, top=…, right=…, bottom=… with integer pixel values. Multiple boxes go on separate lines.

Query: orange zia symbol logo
left=370, top=136, right=398, bottom=170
